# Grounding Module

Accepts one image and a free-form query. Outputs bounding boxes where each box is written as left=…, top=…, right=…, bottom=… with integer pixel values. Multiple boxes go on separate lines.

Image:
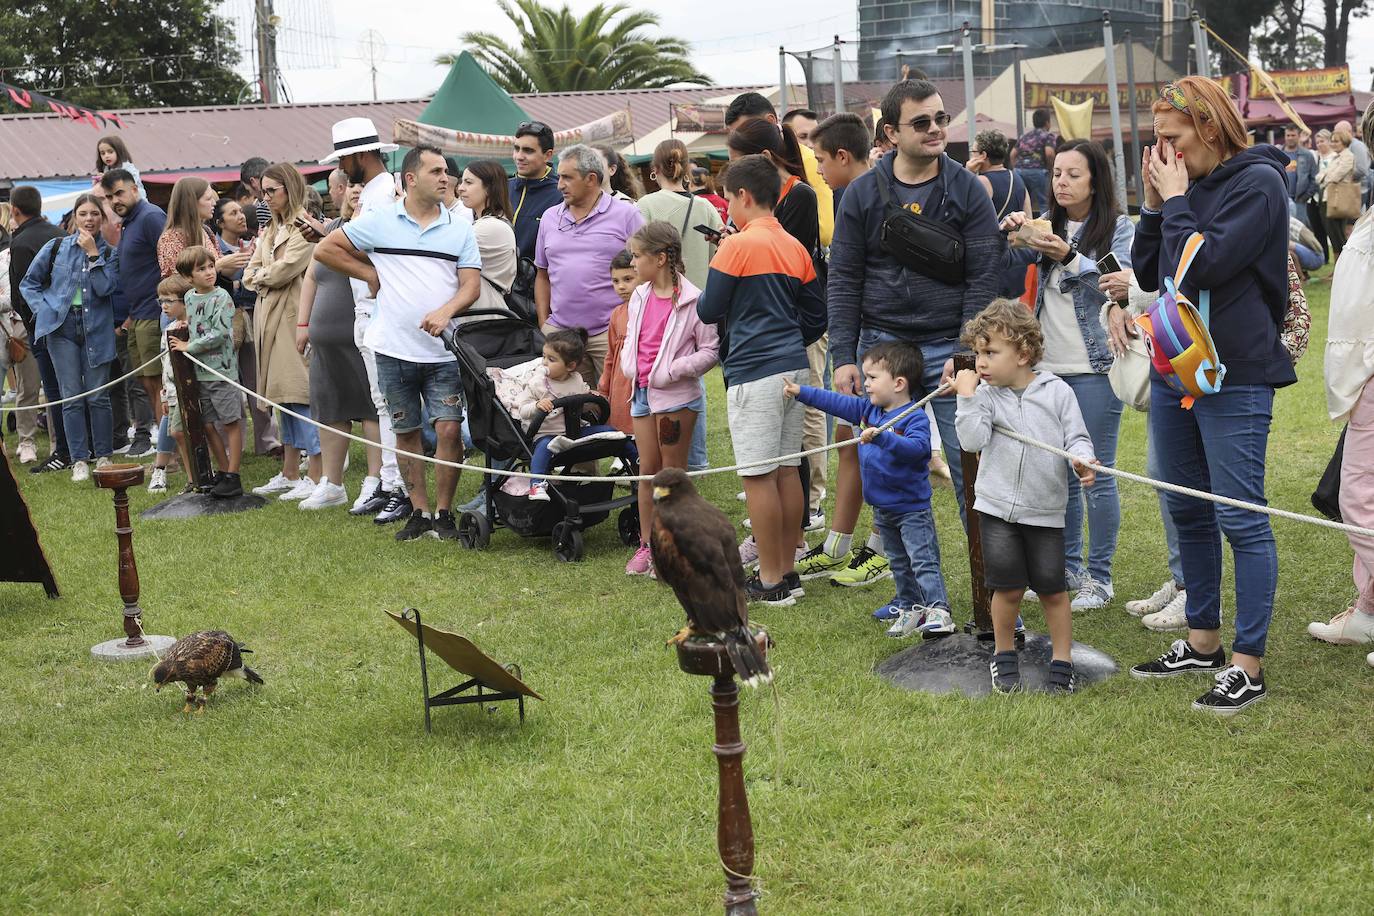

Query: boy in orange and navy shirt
left=697, top=154, right=827, bottom=606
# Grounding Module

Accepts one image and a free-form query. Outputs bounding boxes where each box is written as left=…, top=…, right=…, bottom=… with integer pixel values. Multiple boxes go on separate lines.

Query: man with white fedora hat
left=320, top=117, right=410, bottom=523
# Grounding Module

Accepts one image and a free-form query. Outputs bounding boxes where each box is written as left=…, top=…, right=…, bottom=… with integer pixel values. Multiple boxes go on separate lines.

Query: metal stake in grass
left=91, top=463, right=173, bottom=661
left=677, top=632, right=767, bottom=915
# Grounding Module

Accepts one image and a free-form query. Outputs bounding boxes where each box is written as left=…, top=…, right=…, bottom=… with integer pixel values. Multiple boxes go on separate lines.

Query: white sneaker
left=1367, top=651, right=1374, bottom=669
left=1071, top=578, right=1114, bottom=612
left=1126, top=579, right=1181, bottom=617
left=1306, top=608, right=1374, bottom=645
left=300, top=478, right=348, bottom=510
left=70, top=460, right=90, bottom=483
left=1143, top=590, right=1189, bottom=631
left=95, top=457, right=112, bottom=469
left=279, top=477, right=317, bottom=501
left=352, top=476, right=381, bottom=511
left=252, top=473, right=295, bottom=496
left=148, top=467, right=168, bottom=493
left=17, top=442, right=38, bottom=464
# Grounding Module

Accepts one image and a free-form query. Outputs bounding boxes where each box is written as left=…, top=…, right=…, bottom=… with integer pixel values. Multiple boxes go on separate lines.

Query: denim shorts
left=978, top=511, right=1065, bottom=595
left=374, top=354, right=464, bottom=434
left=277, top=403, right=321, bottom=455
left=629, top=385, right=706, bottom=419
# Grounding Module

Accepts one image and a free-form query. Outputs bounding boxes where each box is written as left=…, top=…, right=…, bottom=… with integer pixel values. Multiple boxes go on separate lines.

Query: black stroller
left=441, top=312, right=640, bottom=562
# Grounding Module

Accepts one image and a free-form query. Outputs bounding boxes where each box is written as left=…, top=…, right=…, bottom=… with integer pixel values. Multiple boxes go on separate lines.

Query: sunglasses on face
left=900, top=112, right=951, bottom=134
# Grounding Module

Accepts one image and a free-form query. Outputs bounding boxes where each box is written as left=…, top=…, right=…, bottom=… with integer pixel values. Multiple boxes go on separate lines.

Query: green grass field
left=2, top=276, right=1370, bottom=914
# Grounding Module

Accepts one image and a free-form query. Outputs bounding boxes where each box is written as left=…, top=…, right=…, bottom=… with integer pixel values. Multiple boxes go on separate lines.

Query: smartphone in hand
left=1096, top=252, right=1122, bottom=275
left=693, top=223, right=722, bottom=244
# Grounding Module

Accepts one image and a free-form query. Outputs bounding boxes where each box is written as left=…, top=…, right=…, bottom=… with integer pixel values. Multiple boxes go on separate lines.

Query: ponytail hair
left=726, top=117, right=806, bottom=180
left=544, top=326, right=589, bottom=367
left=630, top=220, right=687, bottom=303
left=652, top=139, right=690, bottom=187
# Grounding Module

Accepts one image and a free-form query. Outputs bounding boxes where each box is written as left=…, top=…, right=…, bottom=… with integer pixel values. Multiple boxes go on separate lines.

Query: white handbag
left=1101, top=293, right=1151, bottom=412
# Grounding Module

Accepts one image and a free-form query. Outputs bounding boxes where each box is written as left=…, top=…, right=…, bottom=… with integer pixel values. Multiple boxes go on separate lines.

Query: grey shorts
left=197, top=379, right=241, bottom=427
left=726, top=368, right=808, bottom=478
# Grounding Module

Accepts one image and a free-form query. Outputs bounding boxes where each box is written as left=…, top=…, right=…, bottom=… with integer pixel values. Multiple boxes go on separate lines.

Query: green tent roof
left=420, top=50, right=529, bottom=133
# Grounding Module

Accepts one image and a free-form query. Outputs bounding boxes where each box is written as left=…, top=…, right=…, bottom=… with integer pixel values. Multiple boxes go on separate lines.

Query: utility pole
left=255, top=0, right=280, bottom=104
left=360, top=30, right=387, bottom=102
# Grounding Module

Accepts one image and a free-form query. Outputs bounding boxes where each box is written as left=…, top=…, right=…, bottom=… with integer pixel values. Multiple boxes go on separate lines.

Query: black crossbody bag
left=873, top=168, right=966, bottom=286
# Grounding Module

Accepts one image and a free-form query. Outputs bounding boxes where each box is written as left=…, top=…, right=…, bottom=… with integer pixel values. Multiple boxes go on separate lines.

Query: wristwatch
left=1058, top=239, right=1079, bottom=266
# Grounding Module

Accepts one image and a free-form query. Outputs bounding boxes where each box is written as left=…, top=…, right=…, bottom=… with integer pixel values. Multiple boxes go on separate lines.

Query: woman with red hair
left=1122, top=76, right=1294, bottom=714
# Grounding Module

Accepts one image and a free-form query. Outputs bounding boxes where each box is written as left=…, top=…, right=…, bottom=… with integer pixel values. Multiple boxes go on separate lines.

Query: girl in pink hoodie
left=620, top=221, right=721, bottom=575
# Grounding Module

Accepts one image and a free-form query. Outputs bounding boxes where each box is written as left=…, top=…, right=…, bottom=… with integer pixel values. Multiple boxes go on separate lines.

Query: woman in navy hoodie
left=1125, top=76, right=1295, bottom=715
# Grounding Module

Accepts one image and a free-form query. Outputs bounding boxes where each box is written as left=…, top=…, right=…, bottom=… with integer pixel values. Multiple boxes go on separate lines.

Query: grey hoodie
left=954, top=370, right=1096, bottom=528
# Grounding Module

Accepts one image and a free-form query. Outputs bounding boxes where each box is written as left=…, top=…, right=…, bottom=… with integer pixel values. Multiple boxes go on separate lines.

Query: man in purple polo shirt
left=533, top=143, right=644, bottom=381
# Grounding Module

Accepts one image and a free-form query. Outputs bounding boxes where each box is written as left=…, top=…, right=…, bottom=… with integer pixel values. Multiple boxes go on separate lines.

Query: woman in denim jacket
left=1001, top=139, right=1134, bottom=612
left=21, top=194, right=119, bottom=480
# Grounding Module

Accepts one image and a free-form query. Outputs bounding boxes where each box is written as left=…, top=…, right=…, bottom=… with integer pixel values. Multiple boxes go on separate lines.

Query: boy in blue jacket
left=784, top=340, right=952, bottom=637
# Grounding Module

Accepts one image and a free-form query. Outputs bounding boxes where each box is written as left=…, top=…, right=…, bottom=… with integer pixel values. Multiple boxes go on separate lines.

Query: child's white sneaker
left=279, top=477, right=316, bottom=501
left=70, top=460, right=90, bottom=483
left=148, top=467, right=168, bottom=493
left=527, top=482, right=550, bottom=501
left=252, top=473, right=294, bottom=495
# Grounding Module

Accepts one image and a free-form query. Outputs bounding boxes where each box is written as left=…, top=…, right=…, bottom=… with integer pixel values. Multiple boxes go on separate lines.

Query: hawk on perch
left=151, top=630, right=264, bottom=713
left=649, top=468, right=772, bottom=686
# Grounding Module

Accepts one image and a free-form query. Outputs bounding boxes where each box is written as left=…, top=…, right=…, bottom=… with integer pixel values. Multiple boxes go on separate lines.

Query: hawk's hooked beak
left=652, top=485, right=670, bottom=502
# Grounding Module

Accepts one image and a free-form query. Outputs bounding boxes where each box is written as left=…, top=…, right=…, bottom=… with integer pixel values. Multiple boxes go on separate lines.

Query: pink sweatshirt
left=512, top=366, right=590, bottom=439
left=619, top=276, right=719, bottom=413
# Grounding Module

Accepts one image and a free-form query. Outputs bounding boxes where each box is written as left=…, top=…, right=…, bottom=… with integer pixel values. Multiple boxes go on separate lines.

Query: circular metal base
left=875, top=631, right=1117, bottom=697
left=91, top=634, right=176, bottom=661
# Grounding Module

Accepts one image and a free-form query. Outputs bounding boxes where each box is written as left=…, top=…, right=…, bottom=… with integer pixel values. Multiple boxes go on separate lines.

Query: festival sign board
left=394, top=109, right=633, bottom=158
left=1023, top=82, right=1157, bottom=113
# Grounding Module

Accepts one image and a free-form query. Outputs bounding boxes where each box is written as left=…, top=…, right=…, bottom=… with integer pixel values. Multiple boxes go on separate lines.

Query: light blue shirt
left=344, top=198, right=481, bottom=363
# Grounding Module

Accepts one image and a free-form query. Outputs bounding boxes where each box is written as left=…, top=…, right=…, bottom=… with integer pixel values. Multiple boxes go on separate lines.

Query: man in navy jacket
left=828, top=79, right=1006, bottom=512
left=508, top=121, right=562, bottom=261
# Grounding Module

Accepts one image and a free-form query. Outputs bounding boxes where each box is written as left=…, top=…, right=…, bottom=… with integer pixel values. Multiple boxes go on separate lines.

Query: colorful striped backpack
left=1134, top=232, right=1225, bottom=409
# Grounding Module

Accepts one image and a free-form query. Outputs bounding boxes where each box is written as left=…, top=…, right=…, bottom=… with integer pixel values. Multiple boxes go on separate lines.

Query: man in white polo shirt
left=314, top=144, right=482, bottom=542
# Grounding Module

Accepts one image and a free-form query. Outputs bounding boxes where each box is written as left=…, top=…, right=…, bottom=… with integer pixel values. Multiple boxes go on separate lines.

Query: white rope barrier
left=181, top=352, right=1374, bottom=541
left=1, top=350, right=168, bottom=411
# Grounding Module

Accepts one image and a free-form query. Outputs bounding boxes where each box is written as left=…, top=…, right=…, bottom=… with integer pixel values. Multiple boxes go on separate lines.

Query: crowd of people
left=3, top=74, right=1373, bottom=712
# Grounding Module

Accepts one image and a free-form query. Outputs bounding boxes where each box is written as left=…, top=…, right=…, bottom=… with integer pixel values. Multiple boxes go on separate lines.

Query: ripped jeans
left=373, top=354, right=464, bottom=435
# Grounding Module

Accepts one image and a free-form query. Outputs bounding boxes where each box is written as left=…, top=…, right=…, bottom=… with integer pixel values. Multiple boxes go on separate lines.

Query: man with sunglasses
left=828, top=78, right=1005, bottom=521
left=509, top=120, right=562, bottom=261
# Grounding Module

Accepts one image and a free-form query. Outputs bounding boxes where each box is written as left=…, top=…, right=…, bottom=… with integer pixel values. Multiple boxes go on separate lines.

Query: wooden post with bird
left=954, top=352, right=993, bottom=633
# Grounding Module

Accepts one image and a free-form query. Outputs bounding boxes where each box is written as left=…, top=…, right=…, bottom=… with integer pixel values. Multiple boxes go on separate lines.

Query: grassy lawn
left=2, top=275, right=1370, bottom=914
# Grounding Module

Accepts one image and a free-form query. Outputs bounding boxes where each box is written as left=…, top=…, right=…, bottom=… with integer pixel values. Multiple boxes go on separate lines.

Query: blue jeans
left=530, top=424, right=618, bottom=482
left=45, top=313, right=113, bottom=461
left=873, top=506, right=949, bottom=610
left=1151, top=380, right=1278, bottom=657
left=688, top=407, right=708, bottom=470
left=858, top=329, right=965, bottom=523
left=374, top=354, right=463, bottom=434
left=1017, top=167, right=1050, bottom=214
left=1061, top=373, right=1123, bottom=585
left=1146, top=412, right=1184, bottom=585
left=32, top=336, right=70, bottom=460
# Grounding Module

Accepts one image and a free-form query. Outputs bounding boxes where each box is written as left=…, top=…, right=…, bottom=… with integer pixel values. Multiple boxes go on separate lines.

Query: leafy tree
left=437, top=0, right=711, bottom=94
left=1198, top=0, right=1280, bottom=71
left=1318, top=0, right=1369, bottom=67
left=1254, top=0, right=1325, bottom=70
left=0, top=0, right=245, bottom=110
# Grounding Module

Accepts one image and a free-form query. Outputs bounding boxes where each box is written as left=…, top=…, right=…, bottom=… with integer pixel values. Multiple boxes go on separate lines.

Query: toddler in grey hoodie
left=954, top=300, right=1097, bottom=694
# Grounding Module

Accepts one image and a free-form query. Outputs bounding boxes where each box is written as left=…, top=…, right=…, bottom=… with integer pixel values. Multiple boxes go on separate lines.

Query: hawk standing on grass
left=152, top=630, right=264, bottom=713
left=649, top=468, right=772, bottom=686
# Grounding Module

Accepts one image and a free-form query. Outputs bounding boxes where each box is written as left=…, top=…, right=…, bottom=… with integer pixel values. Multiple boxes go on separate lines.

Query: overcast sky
left=259, top=0, right=1374, bottom=104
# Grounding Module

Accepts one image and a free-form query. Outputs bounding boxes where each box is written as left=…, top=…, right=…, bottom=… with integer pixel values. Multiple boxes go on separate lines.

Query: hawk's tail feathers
left=242, top=666, right=265, bottom=686
left=724, top=627, right=772, bottom=688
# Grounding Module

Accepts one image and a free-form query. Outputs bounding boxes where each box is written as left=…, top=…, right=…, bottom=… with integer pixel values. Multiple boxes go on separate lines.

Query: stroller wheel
left=617, top=505, right=640, bottom=547
left=551, top=521, right=585, bottom=563
left=458, top=511, right=491, bottom=550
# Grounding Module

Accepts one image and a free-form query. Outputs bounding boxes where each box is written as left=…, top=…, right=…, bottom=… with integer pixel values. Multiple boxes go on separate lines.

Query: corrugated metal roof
left=0, top=98, right=426, bottom=182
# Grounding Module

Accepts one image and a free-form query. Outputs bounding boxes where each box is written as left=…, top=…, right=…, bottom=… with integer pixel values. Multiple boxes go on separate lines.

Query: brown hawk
left=649, top=468, right=771, bottom=686
left=151, top=630, right=264, bottom=713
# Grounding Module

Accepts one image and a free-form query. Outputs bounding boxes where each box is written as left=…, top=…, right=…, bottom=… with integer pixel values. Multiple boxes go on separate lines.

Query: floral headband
left=1161, top=83, right=1213, bottom=121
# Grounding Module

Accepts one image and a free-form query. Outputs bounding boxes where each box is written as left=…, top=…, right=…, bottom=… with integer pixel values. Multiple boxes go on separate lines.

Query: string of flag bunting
left=0, top=80, right=125, bottom=129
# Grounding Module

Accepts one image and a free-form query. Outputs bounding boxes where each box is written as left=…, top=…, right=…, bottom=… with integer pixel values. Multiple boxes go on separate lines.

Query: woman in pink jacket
left=620, top=221, right=720, bottom=575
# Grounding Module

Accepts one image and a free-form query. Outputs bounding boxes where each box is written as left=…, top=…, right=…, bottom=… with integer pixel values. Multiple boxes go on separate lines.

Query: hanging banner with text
left=670, top=103, right=731, bottom=134
left=1221, top=65, right=1351, bottom=100
left=393, top=109, right=634, bottom=158
left=1024, top=82, right=1157, bottom=113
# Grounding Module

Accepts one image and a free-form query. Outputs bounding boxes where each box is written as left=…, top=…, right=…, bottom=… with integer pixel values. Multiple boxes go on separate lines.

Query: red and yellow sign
left=1024, top=82, right=1156, bottom=112
left=1221, top=65, right=1352, bottom=100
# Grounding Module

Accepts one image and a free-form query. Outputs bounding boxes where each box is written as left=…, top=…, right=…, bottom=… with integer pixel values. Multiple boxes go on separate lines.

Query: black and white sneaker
left=126, top=432, right=155, bottom=458
left=395, top=509, right=433, bottom=541
left=1129, top=639, right=1228, bottom=679
left=782, top=571, right=804, bottom=599
left=350, top=484, right=391, bottom=516
left=746, top=574, right=796, bottom=607
left=373, top=491, right=413, bottom=525
left=989, top=651, right=1021, bottom=693
left=432, top=509, right=459, bottom=541
left=1193, top=665, right=1266, bottom=716
left=30, top=453, right=71, bottom=474
left=1047, top=659, right=1078, bottom=694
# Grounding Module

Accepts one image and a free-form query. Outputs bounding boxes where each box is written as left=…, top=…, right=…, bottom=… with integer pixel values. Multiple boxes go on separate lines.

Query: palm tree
left=435, top=0, right=711, bottom=93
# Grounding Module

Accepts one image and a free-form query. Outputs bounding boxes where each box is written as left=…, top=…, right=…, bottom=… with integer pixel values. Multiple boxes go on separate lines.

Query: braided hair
left=630, top=220, right=687, bottom=304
